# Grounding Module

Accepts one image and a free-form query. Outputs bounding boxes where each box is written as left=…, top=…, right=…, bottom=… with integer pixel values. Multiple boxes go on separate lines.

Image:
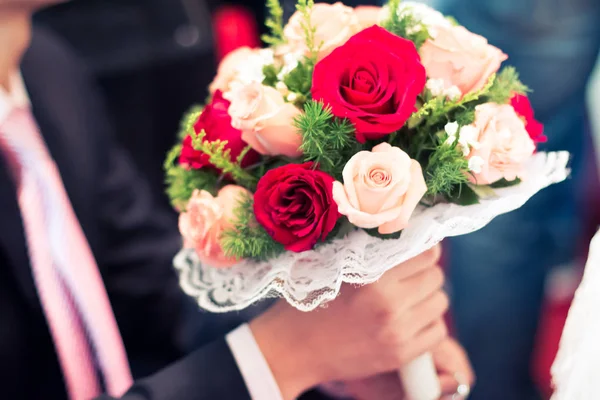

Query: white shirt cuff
left=226, top=324, right=284, bottom=400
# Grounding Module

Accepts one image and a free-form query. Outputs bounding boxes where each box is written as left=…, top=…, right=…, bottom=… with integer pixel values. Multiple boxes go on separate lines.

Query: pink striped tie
left=0, top=107, right=133, bottom=399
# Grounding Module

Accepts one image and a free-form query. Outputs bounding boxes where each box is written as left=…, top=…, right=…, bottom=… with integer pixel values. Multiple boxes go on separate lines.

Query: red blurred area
left=212, top=5, right=261, bottom=62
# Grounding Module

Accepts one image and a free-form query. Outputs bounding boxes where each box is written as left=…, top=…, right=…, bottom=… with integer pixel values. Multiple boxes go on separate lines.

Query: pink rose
left=466, top=103, right=536, bottom=185
left=355, top=6, right=383, bottom=29
left=227, top=82, right=303, bottom=158
left=179, top=185, right=250, bottom=268
left=419, top=25, right=507, bottom=95
left=283, top=2, right=361, bottom=61
left=332, top=143, right=427, bottom=234
left=209, top=47, right=256, bottom=94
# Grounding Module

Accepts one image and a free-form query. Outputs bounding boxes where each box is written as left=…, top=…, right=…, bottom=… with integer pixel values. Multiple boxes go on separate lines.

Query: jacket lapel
left=0, top=161, right=38, bottom=305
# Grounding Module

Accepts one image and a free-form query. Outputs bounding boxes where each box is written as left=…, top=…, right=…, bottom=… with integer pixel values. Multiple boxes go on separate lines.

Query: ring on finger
left=452, top=372, right=471, bottom=399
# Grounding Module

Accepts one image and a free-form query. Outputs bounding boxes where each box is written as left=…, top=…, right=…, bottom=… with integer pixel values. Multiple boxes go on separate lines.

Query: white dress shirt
left=0, top=73, right=29, bottom=125
left=1, top=73, right=284, bottom=400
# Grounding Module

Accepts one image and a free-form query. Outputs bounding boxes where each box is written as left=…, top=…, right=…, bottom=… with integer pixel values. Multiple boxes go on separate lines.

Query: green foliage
left=262, top=0, right=286, bottom=46
left=283, top=59, right=314, bottom=99
left=447, top=183, right=480, bottom=206
left=454, top=108, right=476, bottom=126
left=296, top=100, right=360, bottom=179
left=490, top=177, right=522, bottom=189
left=424, top=143, right=470, bottom=197
left=414, top=73, right=496, bottom=129
left=446, top=16, right=460, bottom=26
left=178, top=107, right=202, bottom=140
left=262, top=64, right=280, bottom=87
left=365, top=228, right=402, bottom=240
left=221, top=194, right=285, bottom=260
left=486, top=66, right=529, bottom=104
left=163, top=144, right=218, bottom=210
left=296, top=0, right=319, bottom=63
left=190, top=130, right=258, bottom=189
left=382, top=0, right=431, bottom=49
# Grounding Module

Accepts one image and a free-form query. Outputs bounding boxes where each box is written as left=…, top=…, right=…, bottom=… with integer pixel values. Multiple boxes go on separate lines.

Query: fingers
left=434, top=338, right=475, bottom=398
left=381, top=245, right=443, bottom=283
left=396, top=266, right=446, bottom=312
left=434, top=338, right=475, bottom=385
left=398, top=319, right=448, bottom=365
left=398, top=289, right=449, bottom=338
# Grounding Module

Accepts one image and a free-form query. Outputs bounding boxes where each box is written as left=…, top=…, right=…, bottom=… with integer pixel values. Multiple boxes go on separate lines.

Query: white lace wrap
left=175, top=151, right=570, bottom=313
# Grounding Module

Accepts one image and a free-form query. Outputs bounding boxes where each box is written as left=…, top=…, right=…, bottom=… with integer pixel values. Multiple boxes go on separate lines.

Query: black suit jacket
left=0, top=28, right=259, bottom=400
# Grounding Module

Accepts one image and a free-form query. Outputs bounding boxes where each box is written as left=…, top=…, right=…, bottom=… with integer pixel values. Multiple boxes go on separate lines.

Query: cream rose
left=227, top=82, right=302, bottom=158
left=419, top=25, right=507, bottom=95
left=283, top=2, right=361, bottom=61
left=332, top=143, right=427, bottom=234
left=466, top=103, right=536, bottom=185
left=179, top=186, right=250, bottom=268
left=209, top=47, right=255, bottom=94
left=355, top=6, right=383, bottom=29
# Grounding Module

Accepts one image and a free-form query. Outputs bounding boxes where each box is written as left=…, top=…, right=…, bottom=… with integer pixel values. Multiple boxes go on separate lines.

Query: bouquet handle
left=398, top=352, right=441, bottom=400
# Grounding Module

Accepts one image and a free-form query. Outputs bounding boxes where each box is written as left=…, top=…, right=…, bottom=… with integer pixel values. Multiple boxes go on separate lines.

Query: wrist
left=249, top=303, right=321, bottom=400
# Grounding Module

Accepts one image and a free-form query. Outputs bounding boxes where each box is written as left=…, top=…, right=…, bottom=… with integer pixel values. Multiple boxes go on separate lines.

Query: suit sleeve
left=95, top=339, right=251, bottom=400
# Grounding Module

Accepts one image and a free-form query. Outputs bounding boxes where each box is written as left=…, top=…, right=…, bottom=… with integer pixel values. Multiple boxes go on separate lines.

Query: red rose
left=253, top=163, right=339, bottom=252
left=179, top=90, right=260, bottom=170
left=311, top=26, right=426, bottom=143
left=511, top=94, right=547, bottom=144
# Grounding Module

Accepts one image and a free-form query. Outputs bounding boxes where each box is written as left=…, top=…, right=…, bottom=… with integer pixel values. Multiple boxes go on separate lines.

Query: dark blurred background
left=35, top=0, right=221, bottom=212
left=32, top=0, right=378, bottom=211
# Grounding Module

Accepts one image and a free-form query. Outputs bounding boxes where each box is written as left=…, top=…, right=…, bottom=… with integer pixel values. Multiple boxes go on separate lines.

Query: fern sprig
left=486, top=66, right=529, bottom=104
left=424, top=143, right=470, bottom=197
left=191, top=130, right=258, bottom=189
left=414, top=73, right=497, bottom=127
left=296, top=100, right=359, bottom=178
left=163, top=144, right=219, bottom=210
left=178, top=107, right=202, bottom=140
left=221, top=194, right=285, bottom=260
left=296, top=0, right=319, bottom=63
left=262, top=0, right=286, bottom=46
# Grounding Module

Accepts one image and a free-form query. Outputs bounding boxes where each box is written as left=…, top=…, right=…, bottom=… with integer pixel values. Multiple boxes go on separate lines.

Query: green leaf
left=364, top=228, right=402, bottom=240
left=447, top=183, right=480, bottom=206
left=490, top=177, right=522, bottom=189
left=283, top=59, right=314, bottom=100
left=262, top=64, right=280, bottom=88
left=446, top=16, right=461, bottom=26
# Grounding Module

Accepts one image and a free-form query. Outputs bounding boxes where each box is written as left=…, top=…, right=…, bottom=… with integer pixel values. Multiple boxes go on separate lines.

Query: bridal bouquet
left=164, top=0, right=568, bottom=398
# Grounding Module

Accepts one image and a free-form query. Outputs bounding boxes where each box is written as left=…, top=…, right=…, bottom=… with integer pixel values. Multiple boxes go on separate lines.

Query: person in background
left=428, top=0, right=600, bottom=398
left=0, top=1, right=473, bottom=399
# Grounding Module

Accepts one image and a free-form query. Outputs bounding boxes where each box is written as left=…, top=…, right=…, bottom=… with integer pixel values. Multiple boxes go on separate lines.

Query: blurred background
left=33, top=0, right=600, bottom=399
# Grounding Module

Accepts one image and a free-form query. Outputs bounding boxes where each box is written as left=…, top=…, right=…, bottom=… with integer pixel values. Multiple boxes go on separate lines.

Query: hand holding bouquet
left=165, top=1, right=567, bottom=399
